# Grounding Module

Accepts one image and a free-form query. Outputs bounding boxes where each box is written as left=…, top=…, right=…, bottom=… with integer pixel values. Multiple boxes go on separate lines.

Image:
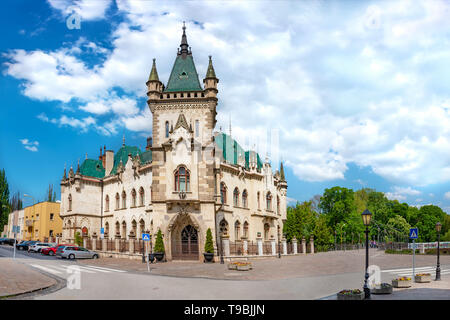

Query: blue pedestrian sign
left=142, top=233, right=151, bottom=241
left=409, top=228, right=418, bottom=239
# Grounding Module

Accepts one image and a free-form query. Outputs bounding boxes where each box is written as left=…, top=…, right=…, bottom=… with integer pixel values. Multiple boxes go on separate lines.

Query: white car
left=28, top=242, right=54, bottom=253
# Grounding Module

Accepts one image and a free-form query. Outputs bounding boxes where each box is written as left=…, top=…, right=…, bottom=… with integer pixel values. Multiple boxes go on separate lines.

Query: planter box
left=236, top=265, right=251, bottom=271
left=415, top=274, right=431, bottom=283
left=227, top=263, right=237, bottom=270
left=392, top=279, right=412, bottom=288
left=203, top=253, right=214, bottom=263
left=337, top=292, right=365, bottom=300
left=371, top=284, right=393, bottom=295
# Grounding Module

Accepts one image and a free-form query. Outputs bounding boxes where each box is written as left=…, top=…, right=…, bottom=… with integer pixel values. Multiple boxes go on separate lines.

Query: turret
left=146, top=58, right=163, bottom=100
left=203, top=56, right=219, bottom=98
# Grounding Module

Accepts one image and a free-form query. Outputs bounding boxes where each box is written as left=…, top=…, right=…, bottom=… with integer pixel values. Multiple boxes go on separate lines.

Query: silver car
left=58, top=246, right=99, bottom=259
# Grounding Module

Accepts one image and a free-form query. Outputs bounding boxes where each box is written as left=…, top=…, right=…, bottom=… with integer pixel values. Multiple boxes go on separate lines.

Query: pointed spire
left=179, top=21, right=189, bottom=56
left=206, top=55, right=217, bottom=79
left=280, top=162, right=286, bottom=181
left=63, top=164, right=67, bottom=180
left=148, top=58, right=160, bottom=81
left=76, top=159, right=80, bottom=174
left=122, top=134, right=125, bottom=147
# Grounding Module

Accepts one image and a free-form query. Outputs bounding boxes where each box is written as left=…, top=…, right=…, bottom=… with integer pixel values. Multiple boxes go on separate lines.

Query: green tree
left=319, top=186, right=356, bottom=228
left=386, top=215, right=411, bottom=241
left=417, top=205, right=446, bottom=242
left=204, top=228, right=214, bottom=253
left=154, top=229, right=165, bottom=253
left=283, top=201, right=316, bottom=241
left=0, top=169, right=10, bottom=234
left=314, top=214, right=333, bottom=251
left=74, top=232, right=83, bottom=246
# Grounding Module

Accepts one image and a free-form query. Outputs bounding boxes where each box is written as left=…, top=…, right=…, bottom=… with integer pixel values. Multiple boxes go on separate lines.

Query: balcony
left=25, top=220, right=33, bottom=227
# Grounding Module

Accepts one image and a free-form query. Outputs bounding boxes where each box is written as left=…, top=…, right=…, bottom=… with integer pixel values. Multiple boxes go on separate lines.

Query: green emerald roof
left=140, top=150, right=152, bottom=165
left=215, top=133, right=262, bottom=170
left=80, top=159, right=105, bottom=179
left=110, top=145, right=142, bottom=175
left=164, top=55, right=203, bottom=92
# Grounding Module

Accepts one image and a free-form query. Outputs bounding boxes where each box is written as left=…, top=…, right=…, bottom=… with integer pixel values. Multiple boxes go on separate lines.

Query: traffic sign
left=142, top=233, right=151, bottom=241
left=409, top=228, right=418, bottom=239
left=12, top=225, right=20, bottom=234
left=100, top=228, right=104, bottom=234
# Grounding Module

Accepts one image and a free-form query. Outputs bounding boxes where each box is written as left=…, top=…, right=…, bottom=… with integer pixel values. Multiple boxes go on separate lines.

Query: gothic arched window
left=242, top=190, right=248, bottom=208
left=121, top=191, right=126, bottom=209
left=266, top=192, right=272, bottom=211
left=175, top=166, right=190, bottom=192
left=220, top=182, right=227, bottom=204
left=139, top=187, right=145, bottom=206
left=165, top=121, right=169, bottom=138
left=105, top=195, right=109, bottom=211
left=234, top=221, right=241, bottom=240
left=68, top=194, right=72, bottom=211
left=131, top=189, right=137, bottom=207
left=233, top=188, right=239, bottom=207
left=243, top=221, right=249, bottom=238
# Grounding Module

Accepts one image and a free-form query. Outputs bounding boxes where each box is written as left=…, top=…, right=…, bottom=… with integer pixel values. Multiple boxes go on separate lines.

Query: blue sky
left=1, top=0, right=450, bottom=211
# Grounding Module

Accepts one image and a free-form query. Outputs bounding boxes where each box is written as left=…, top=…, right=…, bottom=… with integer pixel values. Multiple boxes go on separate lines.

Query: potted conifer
left=203, top=228, right=214, bottom=263
left=153, top=229, right=165, bottom=262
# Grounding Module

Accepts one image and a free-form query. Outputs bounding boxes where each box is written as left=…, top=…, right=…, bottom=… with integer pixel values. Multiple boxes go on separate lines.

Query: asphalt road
left=1, top=245, right=448, bottom=300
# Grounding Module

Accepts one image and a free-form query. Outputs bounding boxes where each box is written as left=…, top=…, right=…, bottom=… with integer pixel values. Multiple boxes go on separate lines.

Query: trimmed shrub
left=74, top=232, right=83, bottom=246
left=154, top=229, right=165, bottom=253
left=204, top=228, right=214, bottom=254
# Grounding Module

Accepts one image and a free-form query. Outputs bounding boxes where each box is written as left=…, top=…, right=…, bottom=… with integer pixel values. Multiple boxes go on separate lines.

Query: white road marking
left=381, top=266, right=436, bottom=273
left=30, top=264, right=62, bottom=275
left=83, top=265, right=126, bottom=273
left=77, top=266, right=111, bottom=273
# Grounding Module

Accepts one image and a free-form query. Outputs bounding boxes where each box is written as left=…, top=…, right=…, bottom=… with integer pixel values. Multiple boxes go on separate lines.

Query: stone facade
left=60, top=26, right=288, bottom=261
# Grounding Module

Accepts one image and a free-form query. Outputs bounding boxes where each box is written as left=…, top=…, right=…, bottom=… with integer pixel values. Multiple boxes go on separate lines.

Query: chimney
left=104, top=150, right=114, bottom=176
left=102, top=145, right=106, bottom=167
left=146, top=137, right=152, bottom=151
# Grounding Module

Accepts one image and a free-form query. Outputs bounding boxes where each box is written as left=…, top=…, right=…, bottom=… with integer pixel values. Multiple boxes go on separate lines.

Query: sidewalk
left=0, top=258, right=57, bottom=298
left=322, top=277, right=450, bottom=300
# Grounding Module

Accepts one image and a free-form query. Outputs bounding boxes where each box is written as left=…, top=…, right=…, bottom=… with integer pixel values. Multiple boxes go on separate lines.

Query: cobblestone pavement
left=0, top=258, right=57, bottom=297
left=79, top=250, right=450, bottom=281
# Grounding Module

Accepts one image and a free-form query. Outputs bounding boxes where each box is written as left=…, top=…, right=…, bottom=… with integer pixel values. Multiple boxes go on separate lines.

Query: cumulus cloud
left=5, top=0, right=450, bottom=186
left=47, top=0, right=112, bottom=21
left=20, top=139, right=39, bottom=152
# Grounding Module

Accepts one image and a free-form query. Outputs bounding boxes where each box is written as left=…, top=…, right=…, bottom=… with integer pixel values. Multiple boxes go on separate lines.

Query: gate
left=171, top=225, right=199, bottom=260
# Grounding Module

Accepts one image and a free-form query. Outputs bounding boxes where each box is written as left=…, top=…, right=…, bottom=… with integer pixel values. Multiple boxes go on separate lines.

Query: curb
left=1, top=264, right=66, bottom=300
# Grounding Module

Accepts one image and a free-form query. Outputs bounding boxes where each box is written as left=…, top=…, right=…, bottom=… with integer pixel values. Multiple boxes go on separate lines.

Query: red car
left=41, top=244, right=74, bottom=256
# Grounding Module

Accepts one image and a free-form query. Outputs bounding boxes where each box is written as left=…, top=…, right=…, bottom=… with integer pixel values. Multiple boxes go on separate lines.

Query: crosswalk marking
left=30, top=264, right=63, bottom=275
left=77, top=266, right=111, bottom=273
left=382, top=266, right=436, bottom=273
left=382, top=265, right=450, bottom=277
left=83, top=265, right=126, bottom=273
left=29, top=263, right=125, bottom=275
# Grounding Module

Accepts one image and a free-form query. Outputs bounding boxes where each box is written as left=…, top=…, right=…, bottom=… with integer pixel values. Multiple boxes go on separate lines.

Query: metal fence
left=134, top=239, right=144, bottom=254
left=229, top=241, right=244, bottom=255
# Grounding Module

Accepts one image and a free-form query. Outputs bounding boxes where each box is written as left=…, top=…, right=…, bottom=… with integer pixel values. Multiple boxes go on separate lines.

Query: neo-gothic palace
left=60, top=25, right=288, bottom=261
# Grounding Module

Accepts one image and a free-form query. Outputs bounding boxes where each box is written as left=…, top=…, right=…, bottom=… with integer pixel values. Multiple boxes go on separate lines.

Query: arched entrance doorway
left=171, top=224, right=199, bottom=260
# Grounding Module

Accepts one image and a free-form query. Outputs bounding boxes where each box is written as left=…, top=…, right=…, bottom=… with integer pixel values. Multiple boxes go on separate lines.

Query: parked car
left=28, top=242, right=54, bottom=253
left=42, top=244, right=74, bottom=256
left=57, top=246, right=99, bottom=259
left=16, top=240, right=37, bottom=251
left=0, top=238, right=16, bottom=245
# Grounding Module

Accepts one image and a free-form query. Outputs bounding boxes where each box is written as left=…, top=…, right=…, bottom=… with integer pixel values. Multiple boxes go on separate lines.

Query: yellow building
left=24, top=202, right=62, bottom=242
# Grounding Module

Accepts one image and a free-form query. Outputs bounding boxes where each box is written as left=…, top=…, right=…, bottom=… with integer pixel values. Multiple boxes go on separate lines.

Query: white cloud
left=47, top=0, right=112, bottom=21
left=6, top=0, right=450, bottom=187
left=20, top=139, right=39, bottom=152
left=444, top=191, right=450, bottom=199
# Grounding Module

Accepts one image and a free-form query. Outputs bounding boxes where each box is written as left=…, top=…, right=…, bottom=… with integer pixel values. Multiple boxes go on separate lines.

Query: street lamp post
left=362, top=209, right=372, bottom=300
left=435, top=222, right=442, bottom=281
left=278, top=231, right=281, bottom=259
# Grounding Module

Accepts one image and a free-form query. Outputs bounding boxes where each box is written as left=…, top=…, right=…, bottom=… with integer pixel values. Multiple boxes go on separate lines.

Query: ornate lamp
left=435, top=222, right=442, bottom=280
left=361, top=209, right=372, bottom=299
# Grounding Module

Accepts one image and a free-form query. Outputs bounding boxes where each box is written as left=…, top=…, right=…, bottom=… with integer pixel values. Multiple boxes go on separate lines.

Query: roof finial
left=180, top=21, right=189, bottom=56
left=85, top=152, right=88, bottom=160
